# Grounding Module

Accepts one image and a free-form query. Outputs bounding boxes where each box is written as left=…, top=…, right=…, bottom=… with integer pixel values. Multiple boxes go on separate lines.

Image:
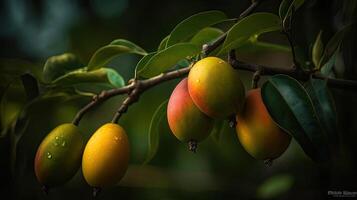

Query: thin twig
left=202, top=0, right=263, bottom=56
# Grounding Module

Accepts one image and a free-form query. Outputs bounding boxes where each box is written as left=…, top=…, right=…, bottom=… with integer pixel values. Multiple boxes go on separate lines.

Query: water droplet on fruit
left=55, top=136, right=59, bottom=140
left=219, top=61, right=223, bottom=64
left=47, top=152, right=52, bottom=159
left=54, top=142, right=59, bottom=146
left=114, top=136, right=122, bottom=143
left=61, top=141, right=67, bottom=147
left=196, top=79, right=200, bottom=83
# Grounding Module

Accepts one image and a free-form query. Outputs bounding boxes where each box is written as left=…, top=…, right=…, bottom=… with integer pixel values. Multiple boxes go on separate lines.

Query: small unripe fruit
left=188, top=57, right=245, bottom=118
left=82, top=123, right=129, bottom=187
left=34, top=123, right=84, bottom=188
left=167, top=78, right=213, bottom=151
left=236, top=89, right=291, bottom=160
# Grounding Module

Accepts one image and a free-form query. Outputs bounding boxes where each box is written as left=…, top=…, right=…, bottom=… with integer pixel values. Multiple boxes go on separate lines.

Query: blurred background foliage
left=0, top=0, right=356, bottom=199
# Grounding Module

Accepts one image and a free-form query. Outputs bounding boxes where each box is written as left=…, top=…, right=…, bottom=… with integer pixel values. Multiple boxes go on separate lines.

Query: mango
left=167, top=78, right=213, bottom=151
left=82, top=123, right=129, bottom=187
left=236, top=89, right=291, bottom=160
left=188, top=57, right=245, bottom=118
left=34, top=123, right=84, bottom=188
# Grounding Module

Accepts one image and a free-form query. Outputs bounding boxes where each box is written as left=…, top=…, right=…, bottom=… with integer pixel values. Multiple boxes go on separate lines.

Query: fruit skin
left=34, top=123, right=84, bottom=187
left=82, top=123, right=130, bottom=187
left=167, top=78, right=213, bottom=142
left=236, top=89, right=291, bottom=160
left=188, top=57, right=245, bottom=118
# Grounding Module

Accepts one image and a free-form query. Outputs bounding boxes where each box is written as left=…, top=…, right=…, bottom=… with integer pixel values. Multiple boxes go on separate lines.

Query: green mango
left=34, top=123, right=84, bottom=188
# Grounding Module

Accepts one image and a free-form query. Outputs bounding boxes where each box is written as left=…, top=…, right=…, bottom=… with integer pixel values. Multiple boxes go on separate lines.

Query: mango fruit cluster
left=167, top=57, right=291, bottom=159
left=34, top=123, right=129, bottom=192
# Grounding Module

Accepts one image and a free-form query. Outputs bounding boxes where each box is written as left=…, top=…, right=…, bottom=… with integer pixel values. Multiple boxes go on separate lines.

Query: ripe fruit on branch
left=188, top=57, right=245, bottom=118
left=82, top=123, right=130, bottom=188
left=167, top=78, right=213, bottom=152
left=34, top=123, right=84, bottom=189
left=236, top=89, right=291, bottom=160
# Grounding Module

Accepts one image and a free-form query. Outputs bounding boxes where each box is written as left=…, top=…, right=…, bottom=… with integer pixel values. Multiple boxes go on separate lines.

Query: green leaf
left=261, top=75, right=329, bottom=162
left=110, top=39, right=147, bottom=54
left=0, top=59, right=41, bottom=85
left=87, top=42, right=147, bottom=71
left=318, top=25, right=350, bottom=68
left=312, top=31, right=324, bottom=68
left=210, top=120, right=225, bottom=143
left=157, top=35, right=170, bottom=51
left=0, top=83, right=22, bottom=137
left=135, top=52, right=156, bottom=76
left=279, top=0, right=305, bottom=22
left=190, top=27, right=224, bottom=47
left=166, top=10, right=227, bottom=47
left=144, top=100, right=168, bottom=164
left=236, top=39, right=291, bottom=53
left=219, top=13, right=281, bottom=55
left=304, top=79, right=338, bottom=147
left=39, top=87, right=94, bottom=102
left=320, top=50, right=338, bottom=76
left=138, top=43, right=200, bottom=78
left=256, top=174, right=294, bottom=199
left=43, top=53, right=83, bottom=82
left=52, top=68, right=125, bottom=88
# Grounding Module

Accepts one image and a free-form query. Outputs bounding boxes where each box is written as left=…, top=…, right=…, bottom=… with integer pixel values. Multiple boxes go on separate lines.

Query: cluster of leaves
left=0, top=0, right=348, bottom=171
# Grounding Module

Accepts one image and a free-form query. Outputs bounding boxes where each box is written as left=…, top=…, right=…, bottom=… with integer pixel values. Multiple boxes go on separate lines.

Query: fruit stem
left=41, top=185, right=49, bottom=195
left=92, top=187, right=101, bottom=198
left=188, top=140, right=198, bottom=153
left=264, top=159, right=273, bottom=167
left=251, top=67, right=262, bottom=89
left=228, top=115, right=237, bottom=128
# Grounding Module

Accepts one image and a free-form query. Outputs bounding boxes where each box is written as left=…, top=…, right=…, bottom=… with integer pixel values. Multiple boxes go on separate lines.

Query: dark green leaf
left=52, top=68, right=125, bottom=88
left=0, top=59, right=41, bottom=85
left=219, top=13, right=281, bottom=55
left=304, top=78, right=338, bottom=147
left=256, top=174, right=294, bottom=199
left=318, top=25, right=350, bottom=68
left=0, top=82, right=24, bottom=138
left=87, top=43, right=147, bottom=71
left=138, top=43, right=200, bottom=78
left=312, top=31, right=324, bottom=68
left=157, top=35, right=170, bottom=51
left=279, top=0, right=305, bottom=22
left=294, top=45, right=311, bottom=70
left=190, top=27, right=224, bottom=48
left=20, top=73, right=39, bottom=101
left=144, top=100, right=168, bottom=164
left=261, top=74, right=329, bottom=162
left=43, top=53, right=83, bottom=82
left=166, top=10, right=227, bottom=47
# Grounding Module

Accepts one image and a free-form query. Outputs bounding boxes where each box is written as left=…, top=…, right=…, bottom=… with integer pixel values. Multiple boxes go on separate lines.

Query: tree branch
left=72, top=66, right=192, bottom=125
left=71, top=0, right=357, bottom=126
left=229, top=59, right=357, bottom=89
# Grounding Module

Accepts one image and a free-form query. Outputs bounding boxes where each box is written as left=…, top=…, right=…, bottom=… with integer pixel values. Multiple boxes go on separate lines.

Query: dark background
left=0, top=0, right=356, bottom=199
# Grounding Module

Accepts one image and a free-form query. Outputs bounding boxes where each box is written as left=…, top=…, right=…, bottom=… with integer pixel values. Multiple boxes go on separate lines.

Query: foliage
left=1, top=0, right=355, bottom=198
